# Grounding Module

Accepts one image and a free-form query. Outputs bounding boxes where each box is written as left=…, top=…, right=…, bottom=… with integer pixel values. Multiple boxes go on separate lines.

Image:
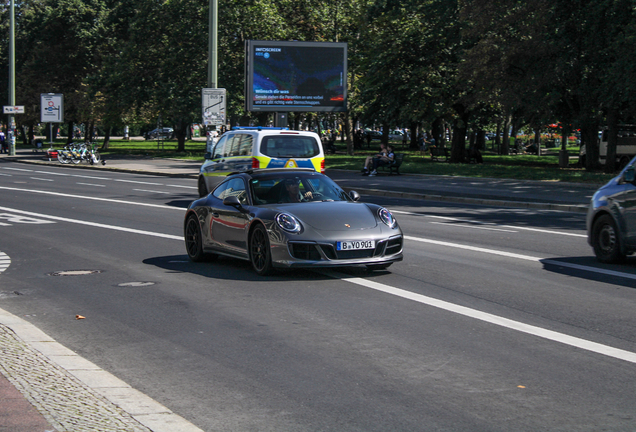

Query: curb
left=0, top=307, right=204, bottom=432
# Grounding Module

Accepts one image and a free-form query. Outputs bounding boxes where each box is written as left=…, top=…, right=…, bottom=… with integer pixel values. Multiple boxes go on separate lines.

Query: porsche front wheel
left=250, top=224, right=274, bottom=276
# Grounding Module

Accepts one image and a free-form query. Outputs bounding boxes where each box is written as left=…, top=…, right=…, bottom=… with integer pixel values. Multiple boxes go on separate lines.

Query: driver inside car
left=282, top=178, right=313, bottom=203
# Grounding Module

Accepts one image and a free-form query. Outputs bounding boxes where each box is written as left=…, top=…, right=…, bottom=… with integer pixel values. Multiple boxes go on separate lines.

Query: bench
left=430, top=145, right=449, bottom=162
left=378, top=153, right=405, bottom=175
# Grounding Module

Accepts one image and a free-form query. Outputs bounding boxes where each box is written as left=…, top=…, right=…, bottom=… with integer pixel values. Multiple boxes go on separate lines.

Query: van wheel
left=619, top=157, right=631, bottom=171
left=198, top=177, right=208, bottom=197
left=592, top=215, right=625, bottom=263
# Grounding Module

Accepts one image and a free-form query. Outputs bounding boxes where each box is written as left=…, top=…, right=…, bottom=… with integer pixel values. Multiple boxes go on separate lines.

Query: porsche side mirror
left=223, top=195, right=242, bottom=207
left=349, top=190, right=361, bottom=202
left=623, top=166, right=635, bottom=183
left=204, top=152, right=212, bottom=160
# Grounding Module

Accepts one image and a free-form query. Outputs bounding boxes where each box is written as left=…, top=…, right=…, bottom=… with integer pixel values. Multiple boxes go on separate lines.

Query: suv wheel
left=592, top=214, right=625, bottom=263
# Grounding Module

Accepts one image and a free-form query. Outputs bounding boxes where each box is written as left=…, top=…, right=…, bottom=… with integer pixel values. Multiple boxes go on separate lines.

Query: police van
left=198, top=127, right=325, bottom=197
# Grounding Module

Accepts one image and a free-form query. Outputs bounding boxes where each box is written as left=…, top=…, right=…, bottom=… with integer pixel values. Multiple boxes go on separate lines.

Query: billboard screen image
left=245, top=40, right=348, bottom=112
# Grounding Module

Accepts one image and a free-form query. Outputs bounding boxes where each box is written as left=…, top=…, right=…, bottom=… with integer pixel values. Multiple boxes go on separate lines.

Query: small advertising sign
left=3, top=106, right=24, bottom=114
left=202, top=88, right=226, bottom=126
left=40, top=93, right=64, bottom=123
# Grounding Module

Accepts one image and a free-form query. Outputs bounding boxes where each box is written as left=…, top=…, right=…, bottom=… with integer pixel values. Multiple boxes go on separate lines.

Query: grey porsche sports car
left=184, top=168, right=403, bottom=275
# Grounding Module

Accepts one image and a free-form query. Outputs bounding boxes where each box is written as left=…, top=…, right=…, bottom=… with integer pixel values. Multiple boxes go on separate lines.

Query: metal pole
left=208, top=0, right=218, bottom=89
left=8, top=0, right=15, bottom=155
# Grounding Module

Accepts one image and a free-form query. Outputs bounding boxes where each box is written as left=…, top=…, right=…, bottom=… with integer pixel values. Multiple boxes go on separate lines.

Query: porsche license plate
left=337, top=240, right=375, bottom=251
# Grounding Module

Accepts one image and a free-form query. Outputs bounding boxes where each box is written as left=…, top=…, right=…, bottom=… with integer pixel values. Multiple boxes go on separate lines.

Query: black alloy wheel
left=185, top=216, right=214, bottom=262
left=250, top=224, right=274, bottom=276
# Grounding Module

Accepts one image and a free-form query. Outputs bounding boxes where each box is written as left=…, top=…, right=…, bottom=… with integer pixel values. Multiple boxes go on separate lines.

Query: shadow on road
left=541, top=256, right=636, bottom=289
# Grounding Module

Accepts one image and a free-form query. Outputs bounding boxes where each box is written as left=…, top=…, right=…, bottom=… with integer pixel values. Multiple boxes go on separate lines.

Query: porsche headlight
left=276, top=213, right=302, bottom=233
left=378, top=208, right=397, bottom=229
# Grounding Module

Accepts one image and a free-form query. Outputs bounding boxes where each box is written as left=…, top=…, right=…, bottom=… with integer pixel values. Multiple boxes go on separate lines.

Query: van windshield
left=260, top=135, right=321, bottom=158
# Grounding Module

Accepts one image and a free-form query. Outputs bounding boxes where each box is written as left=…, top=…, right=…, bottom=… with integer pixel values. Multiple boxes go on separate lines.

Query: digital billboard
left=245, top=40, right=348, bottom=113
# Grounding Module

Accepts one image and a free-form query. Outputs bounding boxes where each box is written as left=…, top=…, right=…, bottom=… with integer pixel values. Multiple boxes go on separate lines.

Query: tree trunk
left=66, top=121, right=74, bottom=144
left=102, top=127, right=111, bottom=149
left=495, top=122, right=501, bottom=153
left=381, top=123, right=389, bottom=145
left=501, top=115, right=511, bottom=155
left=409, top=121, right=418, bottom=150
left=450, top=105, right=469, bottom=163
left=581, top=122, right=600, bottom=171
left=605, top=108, right=619, bottom=173
left=175, top=119, right=188, bottom=152
left=342, top=112, right=354, bottom=155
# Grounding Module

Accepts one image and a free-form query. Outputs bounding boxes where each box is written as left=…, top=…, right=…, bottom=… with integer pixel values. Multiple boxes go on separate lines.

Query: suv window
left=212, top=135, right=229, bottom=159
left=260, top=135, right=320, bottom=158
left=225, top=134, right=253, bottom=157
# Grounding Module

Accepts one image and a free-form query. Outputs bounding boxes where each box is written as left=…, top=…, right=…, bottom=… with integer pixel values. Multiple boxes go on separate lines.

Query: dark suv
left=587, top=156, right=636, bottom=262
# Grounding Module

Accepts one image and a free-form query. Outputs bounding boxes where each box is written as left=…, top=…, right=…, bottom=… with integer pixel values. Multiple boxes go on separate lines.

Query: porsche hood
left=274, top=202, right=379, bottom=231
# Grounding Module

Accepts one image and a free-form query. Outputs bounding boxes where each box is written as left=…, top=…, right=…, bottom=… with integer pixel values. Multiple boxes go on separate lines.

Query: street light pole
left=208, top=0, right=218, bottom=89
left=8, top=0, right=15, bottom=156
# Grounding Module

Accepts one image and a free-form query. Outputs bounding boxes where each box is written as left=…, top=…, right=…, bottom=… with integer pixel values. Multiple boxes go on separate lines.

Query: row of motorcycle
left=57, top=142, right=106, bottom=165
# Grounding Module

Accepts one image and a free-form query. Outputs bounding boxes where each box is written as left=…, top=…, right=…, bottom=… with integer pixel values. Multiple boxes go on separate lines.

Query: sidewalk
left=1, top=147, right=598, bottom=213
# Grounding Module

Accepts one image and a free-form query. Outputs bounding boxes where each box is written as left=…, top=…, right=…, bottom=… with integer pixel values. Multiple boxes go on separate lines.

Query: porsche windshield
left=250, top=174, right=350, bottom=205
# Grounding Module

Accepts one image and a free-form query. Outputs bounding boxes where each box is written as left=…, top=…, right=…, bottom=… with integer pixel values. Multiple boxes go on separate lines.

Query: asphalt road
left=1, top=161, right=636, bottom=431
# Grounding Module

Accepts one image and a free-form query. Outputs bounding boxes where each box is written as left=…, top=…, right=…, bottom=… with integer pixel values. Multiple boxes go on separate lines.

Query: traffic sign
left=202, top=88, right=226, bottom=126
left=3, top=106, right=24, bottom=114
left=40, top=93, right=64, bottom=123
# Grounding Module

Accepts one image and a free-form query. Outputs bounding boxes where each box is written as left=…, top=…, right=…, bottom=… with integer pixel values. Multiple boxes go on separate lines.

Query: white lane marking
left=0, top=186, right=185, bottom=211
left=76, top=183, right=106, bottom=187
left=0, top=206, right=182, bottom=240
left=0, top=213, right=55, bottom=225
left=406, top=235, right=636, bottom=280
left=429, top=221, right=517, bottom=233
left=34, top=170, right=70, bottom=176
left=0, top=173, right=12, bottom=177
left=133, top=189, right=171, bottom=194
left=0, top=252, right=10, bottom=274
left=114, top=179, right=163, bottom=185
left=323, top=270, right=636, bottom=365
left=392, top=210, right=587, bottom=238
left=166, top=184, right=198, bottom=190
left=30, top=177, right=54, bottom=182
left=405, top=235, right=540, bottom=261
left=0, top=167, right=33, bottom=172
left=71, top=174, right=112, bottom=180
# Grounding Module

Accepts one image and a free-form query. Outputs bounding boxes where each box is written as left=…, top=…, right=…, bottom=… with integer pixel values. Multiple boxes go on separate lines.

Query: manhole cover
left=49, top=270, right=102, bottom=276
left=117, top=282, right=155, bottom=287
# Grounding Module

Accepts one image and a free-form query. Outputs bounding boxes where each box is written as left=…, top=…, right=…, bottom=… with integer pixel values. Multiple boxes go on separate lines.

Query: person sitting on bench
left=369, top=145, right=395, bottom=176
left=362, top=143, right=387, bottom=175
